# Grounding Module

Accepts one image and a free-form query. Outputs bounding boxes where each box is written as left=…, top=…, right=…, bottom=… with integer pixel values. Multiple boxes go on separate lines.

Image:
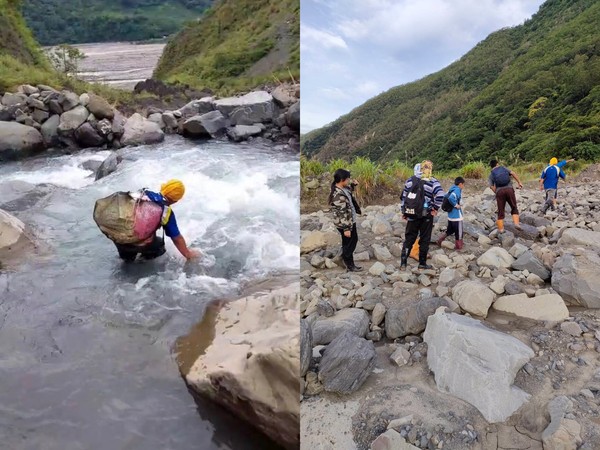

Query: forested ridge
left=302, top=0, right=600, bottom=169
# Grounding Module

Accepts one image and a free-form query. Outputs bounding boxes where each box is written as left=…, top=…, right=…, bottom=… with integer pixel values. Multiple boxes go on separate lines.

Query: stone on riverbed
left=214, top=91, right=274, bottom=125
left=424, top=309, right=534, bottom=423
left=0, top=122, right=44, bottom=161
left=121, top=113, right=164, bottom=146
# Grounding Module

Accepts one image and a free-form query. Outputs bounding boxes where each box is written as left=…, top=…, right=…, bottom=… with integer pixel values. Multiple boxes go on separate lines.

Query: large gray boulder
left=1, top=92, right=27, bottom=107
left=311, top=308, right=369, bottom=345
left=300, top=319, right=312, bottom=377
left=504, top=222, right=540, bottom=240
left=552, top=251, right=600, bottom=308
left=286, top=101, right=300, bottom=132
left=86, top=93, right=114, bottom=120
left=176, top=98, right=215, bottom=119
left=511, top=251, right=550, bottom=280
left=74, top=122, right=105, bottom=148
left=559, top=228, right=600, bottom=249
left=0, top=122, right=44, bottom=160
left=493, top=293, right=569, bottom=321
left=215, top=91, right=274, bottom=125
left=318, top=332, right=376, bottom=395
left=385, top=297, right=450, bottom=339
left=424, top=309, right=534, bottom=423
left=95, top=153, right=121, bottom=181
left=59, top=91, right=80, bottom=112
left=58, top=105, right=89, bottom=133
left=40, top=114, right=60, bottom=147
left=452, top=280, right=496, bottom=317
left=272, top=85, right=298, bottom=108
left=226, top=124, right=264, bottom=142
left=0, top=208, right=26, bottom=250
left=183, top=110, right=229, bottom=137
left=121, top=113, right=164, bottom=146
left=477, top=247, right=514, bottom=268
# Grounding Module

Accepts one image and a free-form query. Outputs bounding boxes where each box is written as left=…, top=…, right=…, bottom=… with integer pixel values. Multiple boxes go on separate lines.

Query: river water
left=75, top=42, right=166, bottom=90
left=0, top=137, right=299, bottom=449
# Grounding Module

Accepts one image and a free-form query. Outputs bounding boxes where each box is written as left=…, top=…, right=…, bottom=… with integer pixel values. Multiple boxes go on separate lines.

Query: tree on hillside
left=45, top=44, right=86, bottom=78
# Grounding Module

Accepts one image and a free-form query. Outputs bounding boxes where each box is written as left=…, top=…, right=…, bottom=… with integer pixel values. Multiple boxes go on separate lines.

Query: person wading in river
left=400, top=161, right=445, bottom=270
left=329, top=168, right=362, bottom=272
left=115, top=179, right=201, bottom=262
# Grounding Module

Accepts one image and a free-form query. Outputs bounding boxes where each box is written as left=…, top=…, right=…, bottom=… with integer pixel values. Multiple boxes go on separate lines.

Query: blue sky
left=301, top=0, right=546, bottom=134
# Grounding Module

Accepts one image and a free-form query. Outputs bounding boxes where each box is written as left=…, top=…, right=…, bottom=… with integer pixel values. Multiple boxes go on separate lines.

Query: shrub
left=459, top=161, right=487, bottom=179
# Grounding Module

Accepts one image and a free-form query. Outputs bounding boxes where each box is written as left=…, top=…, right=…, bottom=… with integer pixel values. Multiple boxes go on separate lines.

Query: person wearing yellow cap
left=540, top=157, right=569, bottom=214
left=114, top=179, right=201, bottom=261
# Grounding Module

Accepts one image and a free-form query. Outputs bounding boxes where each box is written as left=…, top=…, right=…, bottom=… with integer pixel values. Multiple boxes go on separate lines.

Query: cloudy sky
left=301, top=0, right=546, bottom=134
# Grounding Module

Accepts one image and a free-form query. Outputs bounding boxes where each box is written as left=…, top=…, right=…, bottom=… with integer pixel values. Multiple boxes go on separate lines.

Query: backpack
left=441, top=191, right=454, bottom=213
left=491, top=166, right=511, bottom=188
left=93, top=190, right=163, bottom=245
left=403, top=176, right=426, bottom=218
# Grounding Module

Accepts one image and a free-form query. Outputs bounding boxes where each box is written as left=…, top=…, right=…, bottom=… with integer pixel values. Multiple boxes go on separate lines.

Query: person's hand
left=402, top=215, right=408, bottom=221
left=431, top=209, right=438, bottom=217
left=344, top=230, right=351, bottom=238
left=187, top=249, right=201, bottom=259
left=455, top=204, right=461, bottom=209
left=540, top=185, right=544, bottom=191
left=518, top=183, right=523, bottom=189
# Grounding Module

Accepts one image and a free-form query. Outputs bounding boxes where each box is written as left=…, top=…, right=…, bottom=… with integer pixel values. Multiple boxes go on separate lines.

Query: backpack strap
left=161, top=206, right=172, bottom=226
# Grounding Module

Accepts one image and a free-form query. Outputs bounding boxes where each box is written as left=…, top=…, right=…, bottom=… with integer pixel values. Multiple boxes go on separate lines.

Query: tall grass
left=459, top=161, right=488, bottom=179
left=348, top=157, right=380, bottom=201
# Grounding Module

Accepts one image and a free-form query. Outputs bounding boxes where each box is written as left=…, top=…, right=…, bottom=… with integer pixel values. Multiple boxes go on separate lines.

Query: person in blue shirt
left=115, top=179, right=200, bottom=262
left=540, top=157, right=567, bottom=214
left=436, top=177, right=465, bottom=250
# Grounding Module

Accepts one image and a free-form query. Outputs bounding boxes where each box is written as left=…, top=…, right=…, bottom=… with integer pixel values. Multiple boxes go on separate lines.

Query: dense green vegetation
left=302, top=0, right=600, bottom=170
left=154, top=0, right=300, bottom=94
left=21, top=0, right=213, bottom=45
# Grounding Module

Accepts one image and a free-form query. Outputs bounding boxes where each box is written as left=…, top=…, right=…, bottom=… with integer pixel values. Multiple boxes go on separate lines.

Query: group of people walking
left=328, top=157, right=574, bottom=271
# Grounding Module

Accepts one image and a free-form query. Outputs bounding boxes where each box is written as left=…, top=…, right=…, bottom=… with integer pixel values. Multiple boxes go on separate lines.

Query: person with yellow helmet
left=114, top=179, right=201, bottom=261
left=539, top=157, right=572, bottom=214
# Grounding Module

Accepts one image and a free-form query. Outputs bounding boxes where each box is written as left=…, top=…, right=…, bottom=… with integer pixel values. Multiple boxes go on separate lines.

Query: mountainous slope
left=302, top=0, right=600, bottom=170
left=154, top=0, right=299, bottom=94
left=22, top=0, right=213, bottom=45
left=0, top=0, right=58, bottom=91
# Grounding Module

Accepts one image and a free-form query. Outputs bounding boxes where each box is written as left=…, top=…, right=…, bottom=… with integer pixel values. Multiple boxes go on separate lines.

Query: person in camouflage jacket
left=329, top=168, right=362, bottom=272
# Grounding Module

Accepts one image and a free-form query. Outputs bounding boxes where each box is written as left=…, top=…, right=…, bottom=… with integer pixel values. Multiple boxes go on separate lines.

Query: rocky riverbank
left=0, top=83, right=300, bottom=163
left=300, top=174, right=600, bottom=450
left=176, top=281, right=301, bottom=449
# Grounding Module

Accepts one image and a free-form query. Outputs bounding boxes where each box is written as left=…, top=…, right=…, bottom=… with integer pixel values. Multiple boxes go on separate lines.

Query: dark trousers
left=402, top=216, right=433, bottom=264
left=496, top=187, right=519, bottom=220
left=337, top=223, right=358, bottom=267
left=447, top=220, right=463, bottom=241
left=114, top=235, right=166, bottom=262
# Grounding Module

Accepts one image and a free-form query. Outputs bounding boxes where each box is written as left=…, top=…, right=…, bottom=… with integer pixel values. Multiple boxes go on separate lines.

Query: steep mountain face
left=302, top=0, right=600, bottom=170
left=21, top=0, right=213, bottom=45
left=0, top=0, right=56, bottom=91
left=154, top=0, right=299, bottom=94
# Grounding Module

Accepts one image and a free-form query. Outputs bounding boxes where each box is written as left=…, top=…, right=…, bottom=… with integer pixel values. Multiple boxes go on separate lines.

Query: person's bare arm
left=511, top=171, right=524, bottom=189
left=172, top=235, right=200, bottom=259
left=539, top=178, right=544, bottom=191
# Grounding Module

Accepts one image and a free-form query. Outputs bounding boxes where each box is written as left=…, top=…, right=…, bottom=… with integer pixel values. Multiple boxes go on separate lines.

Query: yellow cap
left=160, top=179, right=185, bottom=203
left=550, top=157, right=558, bottom=165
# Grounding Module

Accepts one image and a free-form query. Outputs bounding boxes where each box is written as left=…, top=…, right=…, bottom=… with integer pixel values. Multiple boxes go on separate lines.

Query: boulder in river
left=58, top=105, right=90, bottom=134
left=86, top=93, right=114, bottom=120
left=0, top=208, right=26, bottom=250
left=95, top=153, right=121, bottom=181
left=182, top=283, right=299, bottom=450
left=424, top=309, right=534, bottom=423
left=183, top=110, right=229, bottom=138
left=286, top=101, right=300, bottom=132
left=0, top=122, right=44, bottom=161
left=214, top=91, right=274, bottom=125
left=121, top=113, right=164, bottom=146
left=40, top=115, right=60, bottom=147
left=226, top=124, right=264, bottom=142
left=74, top=122, right=105, bottom=148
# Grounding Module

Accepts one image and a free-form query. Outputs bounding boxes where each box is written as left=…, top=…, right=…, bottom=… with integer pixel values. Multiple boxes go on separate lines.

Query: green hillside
left=21, top=0, right=213, bottom=45
left=302, top=0, right=600, bottom=170
left=154, top=0, right=300, bottom=94
left=0, top=0, right=60, bottom=91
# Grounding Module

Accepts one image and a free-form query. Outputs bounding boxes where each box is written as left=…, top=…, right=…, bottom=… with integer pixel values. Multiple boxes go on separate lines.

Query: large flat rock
left=559, top=228, right=600, bottom=249
left=312, top=308, right=370, bottom=345
left=424, top=309, right=534, bottom=423
left=183, top=283, right=299, bottom=449
left=493, top=293, right=569, bottom=321
left=552, top=251, right=600, bottom=308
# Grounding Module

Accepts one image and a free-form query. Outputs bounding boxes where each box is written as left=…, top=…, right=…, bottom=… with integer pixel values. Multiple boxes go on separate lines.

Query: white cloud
left=355, top=81, right=380, bottom=96
left=321, top=87, right=352, bottom=100
left=300, top=24, right=349, bottom=52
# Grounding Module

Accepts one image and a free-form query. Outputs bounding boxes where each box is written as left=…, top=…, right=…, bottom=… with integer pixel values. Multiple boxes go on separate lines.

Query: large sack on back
left=93, top=191, right=162, bottom=244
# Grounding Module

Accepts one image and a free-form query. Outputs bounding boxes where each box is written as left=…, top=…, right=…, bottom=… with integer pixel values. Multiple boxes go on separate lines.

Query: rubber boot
left=436, top=233, right=447, bottom=246
left=400, top=249, right=409, bottom=270
left=512, top=214, right=521, bottom=230
left=418, top=260, right=433, bottom=270
left=541, top=202, right=549, bottom=214
left=496, top=219, right=505, bottom=234
left=455, top=239, right=464, bottom=250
